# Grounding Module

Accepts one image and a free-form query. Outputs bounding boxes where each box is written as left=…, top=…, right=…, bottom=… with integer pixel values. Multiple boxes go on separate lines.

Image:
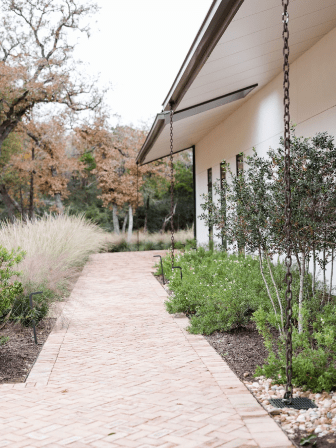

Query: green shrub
left=160, top=248, right=336, bottom=392
left=0, top=246, right=25, bottom=320
left=161, top=249, right=270, bottom=335
left=255, top=298, right=336, bottom=392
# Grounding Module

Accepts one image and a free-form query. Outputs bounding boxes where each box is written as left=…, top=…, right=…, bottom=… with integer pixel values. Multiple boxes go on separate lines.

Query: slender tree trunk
left=313, top=243, right=316, bottom=296
left=29, top=147, right=35, bottom=220
left=265, top=253, right=284, bottom=334
left=144, top=214, right=148, bottom=233
left=258, top=247, right=280, bottom=333
left=19, top=187, right=24, bottom=220
left=122, top=213, right=128, bottom=233
left=51, top=166, right=64, bottom=213
left=323, top=237, right=326, bottom=301
left=330, top=247, right=334, bottom=300
left=295, top=250, right=301, bottom=276
left=127, top=205, right=133, bottom=243
left=112, top=204, right=120, bottom=235
left=29, top=173, right=35, bottom=220
left=0, top=184, right=20, bottom=222
left=54, top=193, right=64, bottom=213
left=144, top=196, right=149, bottom=233
left=298, top=252, right=305, bottom=334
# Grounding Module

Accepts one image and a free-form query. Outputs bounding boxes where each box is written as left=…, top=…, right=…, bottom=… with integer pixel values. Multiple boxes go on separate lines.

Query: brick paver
left=0, top=252, right=294, bottom=448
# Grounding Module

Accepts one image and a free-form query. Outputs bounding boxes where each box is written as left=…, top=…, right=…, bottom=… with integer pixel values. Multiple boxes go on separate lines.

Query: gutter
left=137, top=0, right=245, bottom=165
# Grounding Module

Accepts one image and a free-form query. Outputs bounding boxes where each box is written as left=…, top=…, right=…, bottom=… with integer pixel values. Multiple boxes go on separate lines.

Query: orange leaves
left=0, top=0, right=102, bottom=153
left=9, top=115, right=81, bottom=207
left=75, top=118, right=150, bottom=210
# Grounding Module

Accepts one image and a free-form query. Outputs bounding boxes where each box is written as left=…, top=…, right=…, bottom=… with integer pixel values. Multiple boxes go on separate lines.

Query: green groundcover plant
left=160, top=248, right=277, bottom=334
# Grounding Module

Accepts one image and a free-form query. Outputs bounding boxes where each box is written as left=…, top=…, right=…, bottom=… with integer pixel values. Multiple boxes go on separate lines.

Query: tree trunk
left=265, top=253, right=284, bottom=334
left=298, top=252, right=305, bottom=334
left=127, top=205, right=133, bottom=243
left=51, top=166, right=64, bottom=213
left=29, top=147, right=35, bottom=220
left=122, top=213, right=128, bottom=233
left=113, top=204, right=120, bottom=234
left=258, top=247, right=279, bottom=329
left=29, top=173, right=35, bottom=220
left=19, top=187, right=24, bottom=220
left=54, top=193, right=64, bottom=213
left=323, top=239, right=326, bottom=301
left=330, top=247, right=334, bottom=300
left=313, top=244, right=316, bottom=296
left=144, top=196, right=149, bottom=233
left=0, top=184, right=20, bottom=222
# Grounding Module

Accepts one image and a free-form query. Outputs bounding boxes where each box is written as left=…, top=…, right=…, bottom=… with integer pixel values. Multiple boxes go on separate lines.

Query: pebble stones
left=245, top=376, right=336, bottom=440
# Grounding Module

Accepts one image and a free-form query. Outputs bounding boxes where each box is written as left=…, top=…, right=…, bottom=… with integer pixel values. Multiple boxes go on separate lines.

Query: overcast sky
left=74, top=0, right=212, bottom=128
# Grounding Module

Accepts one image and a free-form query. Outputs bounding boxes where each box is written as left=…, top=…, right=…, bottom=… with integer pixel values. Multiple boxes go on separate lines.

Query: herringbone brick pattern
left=0, top=252, right=293, bottom=448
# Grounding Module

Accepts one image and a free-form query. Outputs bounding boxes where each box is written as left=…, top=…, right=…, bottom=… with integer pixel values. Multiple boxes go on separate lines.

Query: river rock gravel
left=246, top=376, right=336, bottom=445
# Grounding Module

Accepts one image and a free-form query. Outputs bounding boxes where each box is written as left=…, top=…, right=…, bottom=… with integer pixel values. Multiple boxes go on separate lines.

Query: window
left=236, top=153, right=244, bottom=176
left=220, top=161, right=227, bottom=250
left=236, top=154, right=245, bottom=254
left=207, top=168, right=213, bottom=243
left=220, top=161, right=226, bottom=187
left=207, top=167, right=212, bottom=197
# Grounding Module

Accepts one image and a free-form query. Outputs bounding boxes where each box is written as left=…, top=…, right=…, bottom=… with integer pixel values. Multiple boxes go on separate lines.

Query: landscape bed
left=206, top=327, right=336, bottom=448
left=0, top=318, right=55, bottom=383
left=155, top=247, right=336, bottom=448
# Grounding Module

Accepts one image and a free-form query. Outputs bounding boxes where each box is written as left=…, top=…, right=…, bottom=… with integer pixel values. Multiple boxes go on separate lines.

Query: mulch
left=205, top=323, right=269, bottom=382
left=0, top=318, right=56, bottom=383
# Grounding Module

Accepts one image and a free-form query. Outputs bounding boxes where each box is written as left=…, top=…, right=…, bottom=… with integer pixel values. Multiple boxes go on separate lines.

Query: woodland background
left=0, top=0, right=194, bottom=237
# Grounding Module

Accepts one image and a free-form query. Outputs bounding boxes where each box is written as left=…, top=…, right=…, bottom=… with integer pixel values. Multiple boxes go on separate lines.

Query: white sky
left=74, top=0, right=213, bottom=128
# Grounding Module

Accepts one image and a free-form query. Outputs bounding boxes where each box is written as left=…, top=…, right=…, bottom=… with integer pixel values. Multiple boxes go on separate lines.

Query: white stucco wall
left=195, top=26, right=336, bottom=253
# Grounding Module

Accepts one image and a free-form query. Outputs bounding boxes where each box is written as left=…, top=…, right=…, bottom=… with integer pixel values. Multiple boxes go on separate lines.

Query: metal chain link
left=282, top=0, right=293, bottom=404
left=170, top=103, right=175, bottom=267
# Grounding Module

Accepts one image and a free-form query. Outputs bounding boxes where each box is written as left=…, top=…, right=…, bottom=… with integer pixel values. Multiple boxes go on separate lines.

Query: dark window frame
left=236, top=153, right=244, bottom=176
left=220, top=161, right=227, bottom=250
left=207, top=168, right=213, bottom=244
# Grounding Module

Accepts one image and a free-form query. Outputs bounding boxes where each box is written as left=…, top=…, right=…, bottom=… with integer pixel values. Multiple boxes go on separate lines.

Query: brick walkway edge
left=0, top=252, right=294, bottom=448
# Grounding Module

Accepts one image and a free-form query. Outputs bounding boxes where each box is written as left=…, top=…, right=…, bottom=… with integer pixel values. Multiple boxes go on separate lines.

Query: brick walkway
left=0, top=252, right=293, bottom=448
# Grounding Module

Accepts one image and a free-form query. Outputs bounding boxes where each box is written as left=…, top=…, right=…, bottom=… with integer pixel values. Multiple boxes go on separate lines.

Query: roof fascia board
left=162, top=0, right=245, bottom=112
left=139, top=144, right=194, bottom=166
left=136, top=116, right=165, bottom=165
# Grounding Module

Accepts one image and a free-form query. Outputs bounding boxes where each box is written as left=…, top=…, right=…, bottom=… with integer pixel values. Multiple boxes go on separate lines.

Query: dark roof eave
left=137, top=0, right=245, bottom=165
left=136, top=115, right=165, bottom=165
left=162, top=0, right=245, bottom=112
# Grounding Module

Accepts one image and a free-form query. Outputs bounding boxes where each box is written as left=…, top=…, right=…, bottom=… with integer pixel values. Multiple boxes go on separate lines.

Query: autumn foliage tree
left=1, top=115, right=81, bottom=219
left=0, top=0, right=102, bottom=217
left=74, top=116, right=167, bottom=240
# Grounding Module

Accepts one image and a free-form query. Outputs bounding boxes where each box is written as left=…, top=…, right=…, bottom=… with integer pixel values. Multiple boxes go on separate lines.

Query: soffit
left=141, top=0, right=336, bottom=164
left=178, top=0, right=336, bottom=109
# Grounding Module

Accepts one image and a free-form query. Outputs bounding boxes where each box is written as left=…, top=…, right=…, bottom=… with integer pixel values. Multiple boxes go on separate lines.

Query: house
left=136, top=0, right=336, bottom=246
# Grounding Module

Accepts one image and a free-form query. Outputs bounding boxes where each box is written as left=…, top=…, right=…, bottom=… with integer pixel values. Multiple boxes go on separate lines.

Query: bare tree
left=0, top=0, right=103, bottom=217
